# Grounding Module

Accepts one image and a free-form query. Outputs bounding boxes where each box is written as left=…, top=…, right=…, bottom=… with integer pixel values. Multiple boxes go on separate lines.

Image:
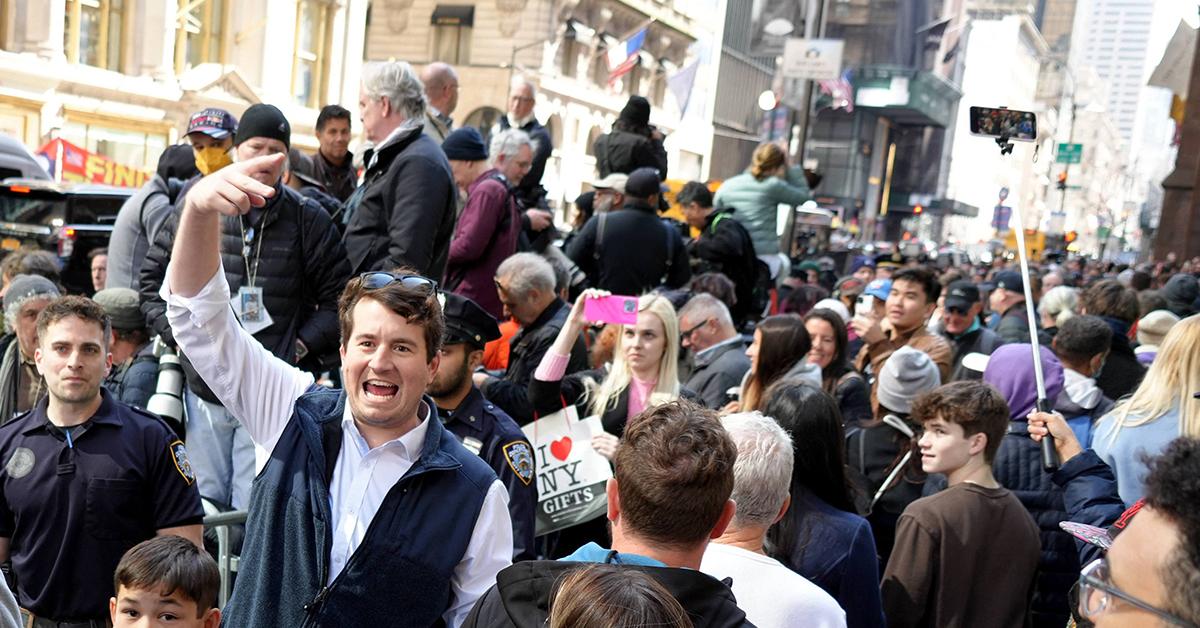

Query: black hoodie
left=462, top=559, right=755, bottom=628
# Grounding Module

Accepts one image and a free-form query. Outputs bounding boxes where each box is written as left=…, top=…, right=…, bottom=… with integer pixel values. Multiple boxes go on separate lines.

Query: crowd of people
left=0, top=57, right=1194, bottom=628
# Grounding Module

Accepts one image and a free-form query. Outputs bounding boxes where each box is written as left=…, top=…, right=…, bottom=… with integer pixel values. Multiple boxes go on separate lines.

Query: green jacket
left=712, top=166, right=811, bottom=256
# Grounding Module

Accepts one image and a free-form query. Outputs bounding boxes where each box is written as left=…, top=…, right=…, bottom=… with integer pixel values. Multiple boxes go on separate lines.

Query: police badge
left=169, top=440, right=196, bottom=485
left=502, top=441, right=534, bottom=486
left=5, top=447, right=34, bottom=479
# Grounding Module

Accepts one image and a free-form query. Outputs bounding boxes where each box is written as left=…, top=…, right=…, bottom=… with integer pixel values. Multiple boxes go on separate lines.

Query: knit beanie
left=876, top=346, right=941, bottom=414
left=3, top=274, right=60, bottom=320
left=983, top=344, right=1064, bottom=421
left=618, top=96, right=651, bottom=128
left=1137, top=309, right=1181, bottom=347
left=441, top=127, right=488, bottom=161
left=1161, top=274, right=1199, bottom=317
left=234, top=104, right=291, bottom=150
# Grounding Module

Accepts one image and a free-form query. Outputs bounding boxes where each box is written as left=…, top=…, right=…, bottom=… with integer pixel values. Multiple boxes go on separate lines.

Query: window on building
left=431, top=5, right=473, bottom=64
left=64, top=0, right=126, bottom=70
left=560, top=33, right=578, bottom=78
left=293, top=0, right=334, bottom=108
left=175, top=0, right=228, bottom=73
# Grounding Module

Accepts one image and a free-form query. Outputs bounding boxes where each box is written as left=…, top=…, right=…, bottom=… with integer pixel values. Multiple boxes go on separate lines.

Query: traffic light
left=1056, top=172, right=1068, bottom=190
left=913, top=204, right=924, bottom=215
left=1065, top=230, right=1078, bottom=243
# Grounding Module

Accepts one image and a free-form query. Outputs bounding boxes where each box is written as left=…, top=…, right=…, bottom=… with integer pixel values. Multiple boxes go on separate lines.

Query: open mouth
left=363, top=379, right=399, bottom=401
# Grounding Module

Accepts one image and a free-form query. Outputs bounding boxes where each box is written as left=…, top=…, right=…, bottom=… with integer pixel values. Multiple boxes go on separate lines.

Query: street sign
left=782, top=38, right=844, bottom=81
left=998, top=187, right=1009, bottom=201
left=1056, top=143, right=1083, bottom=164
left=993, top=205, right=1012, bottom=233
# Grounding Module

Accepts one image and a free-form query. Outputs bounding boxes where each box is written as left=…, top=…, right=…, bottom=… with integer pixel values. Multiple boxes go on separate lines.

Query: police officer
left=0, top=296, right=203, bottom=626
left=429, top=292, right=537, bottom=561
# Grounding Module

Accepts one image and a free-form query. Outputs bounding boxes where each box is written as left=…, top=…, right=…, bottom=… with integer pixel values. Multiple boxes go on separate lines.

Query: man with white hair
left=678, top=294, right=750, bottom=409
left=701, top=412, right=847, bottom=628
left=421, top=62, right=459, bottom=143
left=0, top=275, right=60, bottom=422
left=498, top=76, right=555, bottom=249
left=475, top=253, right=588, bottom=424
left=343, top=60, right=458, bottom=279
left=442, top=127, right=529, bottom=319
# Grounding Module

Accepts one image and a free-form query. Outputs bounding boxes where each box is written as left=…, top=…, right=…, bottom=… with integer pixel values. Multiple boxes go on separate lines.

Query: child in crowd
left=110, top=536, right=221, bottom=628
left=881, top=381, right=1040, bottom=628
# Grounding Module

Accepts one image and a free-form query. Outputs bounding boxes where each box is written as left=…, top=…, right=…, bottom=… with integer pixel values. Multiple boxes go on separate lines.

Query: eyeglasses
left=680, top=318, right=711, bottom=343
left=1078, top=558, right=1193, bottom=626
left=359, top=272, right=438, bottom=294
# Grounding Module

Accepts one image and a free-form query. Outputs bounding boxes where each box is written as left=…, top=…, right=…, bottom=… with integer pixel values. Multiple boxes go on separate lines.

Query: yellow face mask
left=194, top=146, right=233, bottom=175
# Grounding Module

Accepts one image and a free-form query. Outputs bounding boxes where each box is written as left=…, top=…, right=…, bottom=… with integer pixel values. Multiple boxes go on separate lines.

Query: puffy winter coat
left=593, top=128, right=668, bottom=179
left=712, top=167, right=811, bottom=256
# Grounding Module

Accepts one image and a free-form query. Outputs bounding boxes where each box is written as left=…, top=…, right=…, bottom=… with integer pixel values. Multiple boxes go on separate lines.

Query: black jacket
left=462, top=559, right=753, bottom=628
left=1094, top=332, right=1145, bottom=401
left=685, top=338, right=750, bottom=410
left=140, top=184, right=350, bottom=401
left=944, top=325, right=1004, bottom=382
left=689, top=209, right=758, bottom=324
left=995, top=302, right=1036, bottom=344
left=480, top=299, right=589, bottom=425
left=566, top=199, right=691, bottom=296
left=498, top=117, right=553, bottom=210
left=342, top=126, right=457, bottom=278
left=593, top=128, right=668, bottom=180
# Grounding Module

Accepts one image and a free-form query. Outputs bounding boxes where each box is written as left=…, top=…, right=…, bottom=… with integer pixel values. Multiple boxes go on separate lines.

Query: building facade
left=364, top=0, right=723, bottom=212
left=0, top=0, right=369, bottom=173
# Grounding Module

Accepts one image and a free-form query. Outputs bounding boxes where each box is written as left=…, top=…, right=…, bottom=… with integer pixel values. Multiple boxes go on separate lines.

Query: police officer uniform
left=0, top=390, right=203, bottom=625
left=436, top=293, right=538, bottom=561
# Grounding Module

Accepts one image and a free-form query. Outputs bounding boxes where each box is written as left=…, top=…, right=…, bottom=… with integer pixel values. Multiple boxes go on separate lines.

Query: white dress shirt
left=162, top=264, right=512, bottom=627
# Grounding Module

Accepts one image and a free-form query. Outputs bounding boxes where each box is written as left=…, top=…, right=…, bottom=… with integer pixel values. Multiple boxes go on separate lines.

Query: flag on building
left=607, top=29, right=647, bottom=85
left=667, top=58, right=700, bottom=116
left=819, top=69, right=854, bottom=113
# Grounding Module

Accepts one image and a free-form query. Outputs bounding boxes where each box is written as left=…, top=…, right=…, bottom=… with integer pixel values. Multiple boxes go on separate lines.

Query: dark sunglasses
left=359, top=272, right=438, bottom=294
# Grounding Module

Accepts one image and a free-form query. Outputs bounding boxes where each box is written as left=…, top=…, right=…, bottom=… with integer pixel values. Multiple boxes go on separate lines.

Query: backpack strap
left=595, top=212, right=608, bottom=263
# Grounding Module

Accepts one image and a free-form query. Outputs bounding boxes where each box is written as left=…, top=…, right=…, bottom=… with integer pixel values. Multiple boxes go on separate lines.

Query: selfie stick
left=1009, top=199, right=1059, bottom=472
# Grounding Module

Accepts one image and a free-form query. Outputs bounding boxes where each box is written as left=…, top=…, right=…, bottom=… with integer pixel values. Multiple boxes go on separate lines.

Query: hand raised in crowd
left=184, top=154, right=283, bottom=217
left=591, top=432, right=619, bottom=460
left=568, top=288, right=612, bottom=329
left=1027, top=410, right=1083, bottom=464
left=851, top=312, right=887, bottom=345
left=526, top=209, right=553, bottom=231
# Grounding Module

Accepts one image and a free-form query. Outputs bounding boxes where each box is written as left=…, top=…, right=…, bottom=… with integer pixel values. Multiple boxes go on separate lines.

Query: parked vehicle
left=0, top=180, right=130, bottom=293
left=0, top=134, right=50, bottom=181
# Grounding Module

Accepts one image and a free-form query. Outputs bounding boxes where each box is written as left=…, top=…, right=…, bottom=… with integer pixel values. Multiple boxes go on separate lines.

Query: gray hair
left=1040, top=285, right=1079, bottom=328
left=489, top=129, right=536, bottom=167
left=721, top=411, right=794, bottom=529
left=510, top=75, right=537, bottom=98
left=496, top=252, right=556, bottom=298
left=678, top=293, right=734, bottom=330
left=361, top=61, right=427, bottom=121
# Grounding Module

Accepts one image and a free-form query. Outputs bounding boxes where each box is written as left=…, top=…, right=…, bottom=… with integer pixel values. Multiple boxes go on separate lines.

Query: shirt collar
left=341, top=398, right=432, bottom=459
left=22, top=388, right=121, bottom=435
left=694, top=335, right=744, bottom=365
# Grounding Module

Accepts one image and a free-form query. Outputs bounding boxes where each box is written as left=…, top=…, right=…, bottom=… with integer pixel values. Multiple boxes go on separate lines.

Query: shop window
left=431, top=5, right=473, bottom=65
left=293, top=0, right=334, bottom=108
left=175, top=0, right=228, bottom=73
left=64, top=0, right=127, bottom=70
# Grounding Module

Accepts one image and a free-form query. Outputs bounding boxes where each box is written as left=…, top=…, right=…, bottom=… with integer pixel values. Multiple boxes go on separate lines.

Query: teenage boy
left=110, top=535, right=220, bottom=628
left=881, top=381, right=1041, bottom=628
left=851, top=267, right=952, bottom=409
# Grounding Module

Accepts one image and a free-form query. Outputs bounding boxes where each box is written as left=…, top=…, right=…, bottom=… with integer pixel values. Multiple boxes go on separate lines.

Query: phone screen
left=969, top=107, right=1037, bottom=142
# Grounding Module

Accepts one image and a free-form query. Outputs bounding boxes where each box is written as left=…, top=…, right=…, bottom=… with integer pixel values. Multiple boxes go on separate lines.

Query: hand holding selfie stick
left=1010, top=203, right=1059, bottom=472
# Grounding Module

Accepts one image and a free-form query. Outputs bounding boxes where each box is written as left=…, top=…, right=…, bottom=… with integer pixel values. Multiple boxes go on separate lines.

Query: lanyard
left=239, top=219, right=267, bottom=288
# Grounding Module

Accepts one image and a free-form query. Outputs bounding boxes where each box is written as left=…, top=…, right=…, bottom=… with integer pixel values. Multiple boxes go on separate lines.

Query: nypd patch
left=169, top=440, right=195, bottom=485
left=502, top=441, right=534, bottom=486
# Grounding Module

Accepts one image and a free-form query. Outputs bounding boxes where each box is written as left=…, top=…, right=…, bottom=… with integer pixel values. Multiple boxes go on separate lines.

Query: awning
left=431, top=5, right=474, bottom=27
left=853, top=65, right=962, bottom=128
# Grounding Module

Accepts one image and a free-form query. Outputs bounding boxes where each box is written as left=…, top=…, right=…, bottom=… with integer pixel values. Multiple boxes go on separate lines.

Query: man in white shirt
left=701, top=412, right=847, bottom=628
left=161, top=155, right=512, bottom=627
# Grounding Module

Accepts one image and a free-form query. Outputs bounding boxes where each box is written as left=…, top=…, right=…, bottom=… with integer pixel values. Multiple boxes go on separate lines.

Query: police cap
left=441, top=292, right=501, bottom=349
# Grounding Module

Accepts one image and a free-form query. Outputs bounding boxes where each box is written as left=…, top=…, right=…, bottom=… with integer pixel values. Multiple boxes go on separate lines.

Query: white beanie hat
left=876, top=346, right=941, bottom=414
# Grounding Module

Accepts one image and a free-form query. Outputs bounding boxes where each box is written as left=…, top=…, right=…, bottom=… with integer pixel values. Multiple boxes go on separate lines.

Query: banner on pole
left=36, top=138, right=151, bottom=188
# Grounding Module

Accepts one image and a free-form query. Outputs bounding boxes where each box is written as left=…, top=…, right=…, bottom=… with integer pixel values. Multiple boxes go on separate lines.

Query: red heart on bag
left=550, top=437, right=573, bottom=461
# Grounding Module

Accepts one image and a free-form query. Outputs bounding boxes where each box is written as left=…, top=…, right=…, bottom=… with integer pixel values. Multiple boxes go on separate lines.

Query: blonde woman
left=530, top=289, right=685, bottom=459
left=712, top=142, right=812, bottom=279
left=1038, top=285, right=1078, bottom=339
left=1092, top=314, right=1200, bottom=504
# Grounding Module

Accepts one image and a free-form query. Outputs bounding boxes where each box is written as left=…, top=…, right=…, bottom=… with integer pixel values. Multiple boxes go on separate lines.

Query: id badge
left=231, top=286, right=273, bottom=335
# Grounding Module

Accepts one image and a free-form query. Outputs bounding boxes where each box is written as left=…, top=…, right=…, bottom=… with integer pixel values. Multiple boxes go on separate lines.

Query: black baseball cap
left=441, top=292, right=501, bottom=349
left=944, top=280, right=980, bottom=311
left=988, top=270, right=1025, bottom=294
left=625, top=167, right=662, bottom=198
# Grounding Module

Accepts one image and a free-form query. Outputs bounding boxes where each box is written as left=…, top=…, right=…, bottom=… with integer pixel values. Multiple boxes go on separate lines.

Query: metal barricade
left=202, top=509, right=247, bottom=607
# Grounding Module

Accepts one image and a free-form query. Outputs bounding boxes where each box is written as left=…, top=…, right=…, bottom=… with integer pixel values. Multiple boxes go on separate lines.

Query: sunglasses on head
left=359, top=272, right=438, bottom=294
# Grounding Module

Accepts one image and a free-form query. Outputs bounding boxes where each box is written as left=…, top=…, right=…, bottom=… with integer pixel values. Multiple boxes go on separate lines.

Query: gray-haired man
left=343, top=60, right=458, bottom=279
left=0, top=275, right=60, bottom=422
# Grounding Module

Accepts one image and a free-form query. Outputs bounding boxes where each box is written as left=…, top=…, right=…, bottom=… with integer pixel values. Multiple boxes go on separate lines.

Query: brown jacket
left=855, top=322, right=953, bottom=411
